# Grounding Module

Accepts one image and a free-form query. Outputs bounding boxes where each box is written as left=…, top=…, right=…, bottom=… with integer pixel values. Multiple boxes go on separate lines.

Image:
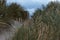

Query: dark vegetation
left=0, top=0, right=29, bottom=22
left=0, top=0, right=29, bottom=33
left=0, top=0, right=60, bottom=40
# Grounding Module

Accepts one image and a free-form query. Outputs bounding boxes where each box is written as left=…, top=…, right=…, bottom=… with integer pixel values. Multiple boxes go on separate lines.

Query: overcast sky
left=7, top=0, right=58, bottom=15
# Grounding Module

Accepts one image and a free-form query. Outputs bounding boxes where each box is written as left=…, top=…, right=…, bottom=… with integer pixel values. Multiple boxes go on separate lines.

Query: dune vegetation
left=12, top=2, right=60, bottom=40
left=0, top=0, right=60, bottom=40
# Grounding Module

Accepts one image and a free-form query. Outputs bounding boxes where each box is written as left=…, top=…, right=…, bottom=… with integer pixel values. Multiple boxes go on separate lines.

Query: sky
left=6, top=0, right=58, bottom=16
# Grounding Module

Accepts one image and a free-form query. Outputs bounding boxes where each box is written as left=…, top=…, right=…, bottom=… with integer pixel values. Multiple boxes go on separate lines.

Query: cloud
left=7, top=0, right=60, bottom=15
left=7, top=0, right=55, bottom=9
left=7, top=0, right=54, bottom=8
left=27, top=8, right=35, bottom=16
